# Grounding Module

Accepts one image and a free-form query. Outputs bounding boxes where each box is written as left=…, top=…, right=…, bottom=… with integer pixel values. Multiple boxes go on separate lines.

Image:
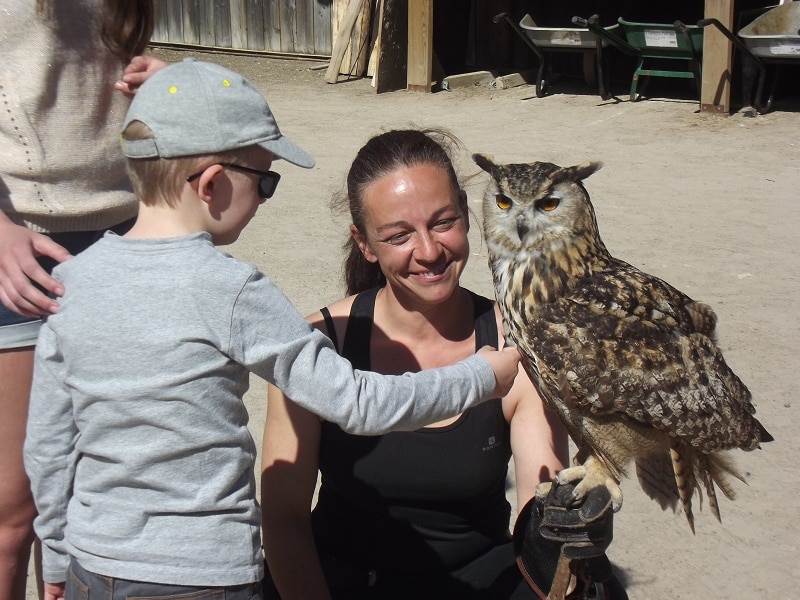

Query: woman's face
left=354, top=163, right=469, bottom=306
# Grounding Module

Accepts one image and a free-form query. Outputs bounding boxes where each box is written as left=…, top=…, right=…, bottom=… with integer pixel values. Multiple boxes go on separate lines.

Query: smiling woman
left=351, top=161, right=470, bottom=309
left=261, top=128, right=571, bottom=599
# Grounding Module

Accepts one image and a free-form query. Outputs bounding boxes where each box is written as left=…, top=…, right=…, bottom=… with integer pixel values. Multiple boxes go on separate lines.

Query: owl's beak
left=516, top=214, right=530, bottom=240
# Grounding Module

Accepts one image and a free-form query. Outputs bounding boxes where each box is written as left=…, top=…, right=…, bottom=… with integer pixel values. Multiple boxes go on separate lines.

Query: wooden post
left=700, top=0, right=735, bottom=114
left=374, top=0, right=408, bottom=93
left=407, top=0, right=433, bottom=92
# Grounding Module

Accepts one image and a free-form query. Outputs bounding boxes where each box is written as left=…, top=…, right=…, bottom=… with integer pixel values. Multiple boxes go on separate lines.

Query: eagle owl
left=474, top=154, right=772, bottom=531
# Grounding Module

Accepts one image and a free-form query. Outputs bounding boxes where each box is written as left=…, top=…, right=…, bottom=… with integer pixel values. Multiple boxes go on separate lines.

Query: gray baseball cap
left=121, top=58, right=315, bottom=168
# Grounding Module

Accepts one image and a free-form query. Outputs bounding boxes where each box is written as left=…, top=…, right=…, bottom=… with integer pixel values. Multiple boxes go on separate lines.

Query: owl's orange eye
left=536, top=197, right=560, bottom=212
left=495, top=194, right=512, bottom=210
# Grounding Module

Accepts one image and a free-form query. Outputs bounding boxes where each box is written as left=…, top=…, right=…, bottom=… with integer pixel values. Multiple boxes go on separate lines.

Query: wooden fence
left=151, top=0, right=334, bottom=57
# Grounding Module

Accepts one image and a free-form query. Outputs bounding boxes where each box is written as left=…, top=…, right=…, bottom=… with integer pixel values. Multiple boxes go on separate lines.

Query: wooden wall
left=151, top=0, right=333, bottom=57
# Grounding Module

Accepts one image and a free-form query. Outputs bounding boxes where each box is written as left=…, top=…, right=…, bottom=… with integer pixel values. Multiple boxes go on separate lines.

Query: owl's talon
left=535, top=481, right=552, bottom=501
left=556, top=459, right=623, bottom=511
left=554, top=464, right=587, bottom=487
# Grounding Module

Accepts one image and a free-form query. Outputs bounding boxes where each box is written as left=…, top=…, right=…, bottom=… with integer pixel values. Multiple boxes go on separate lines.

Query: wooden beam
left=407, top=0, right=433, bottom=92
left=367, top=0, right=383, bottom=78
left=332, top=0, right=371, bottom=77
left=325, top=0, right=367, bottom=83
left=700, top=0, right=735, bottom=114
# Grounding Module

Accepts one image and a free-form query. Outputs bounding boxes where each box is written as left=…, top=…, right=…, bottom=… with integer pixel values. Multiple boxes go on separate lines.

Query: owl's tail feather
left=704, top=452, right=744, bottom=499
left=636, top=443, right=745, bottom=531
left=699, top=455, right=721, bottom=524
left=670, top=442, right=697, bottom=534
left=700, top=451, right=746, bottom=526
left=635, top=452, right=679, bottom=512
left=677, top=447, right=745, bottom=531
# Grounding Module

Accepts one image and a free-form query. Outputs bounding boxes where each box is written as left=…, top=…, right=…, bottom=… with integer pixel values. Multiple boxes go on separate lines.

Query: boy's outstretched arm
left=232, top=271, right=523, bottom=435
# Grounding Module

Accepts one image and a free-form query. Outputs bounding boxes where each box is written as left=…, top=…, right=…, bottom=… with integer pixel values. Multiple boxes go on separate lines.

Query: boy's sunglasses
left=186, top=163, right=281, bottom=200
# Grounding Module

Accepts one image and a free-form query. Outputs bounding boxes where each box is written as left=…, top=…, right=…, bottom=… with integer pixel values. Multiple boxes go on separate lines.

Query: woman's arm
left=114, top=55, right=168, bottom=97
left=261, top=304, right=359, bottom=598
left=496, top=305, right=570, bottom=509
left=261, top=382, right=332, bottom=600
left=506, top=365, right=570, bottom=509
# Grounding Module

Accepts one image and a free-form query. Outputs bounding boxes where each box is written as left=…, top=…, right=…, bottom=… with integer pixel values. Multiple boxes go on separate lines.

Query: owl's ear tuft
left=566, top=161, right=603, bottom=182
left=473, top=153, right=498, bottom=177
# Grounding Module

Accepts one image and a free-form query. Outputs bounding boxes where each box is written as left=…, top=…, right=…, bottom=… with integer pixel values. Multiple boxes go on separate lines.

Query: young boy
left=23, top=58, right=520, bottom=600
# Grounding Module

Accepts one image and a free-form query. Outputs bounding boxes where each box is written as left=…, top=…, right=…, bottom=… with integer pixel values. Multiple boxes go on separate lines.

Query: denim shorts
left=67, top=559, right=262, bottom=600
left=0, top=220, right=134, bottom=349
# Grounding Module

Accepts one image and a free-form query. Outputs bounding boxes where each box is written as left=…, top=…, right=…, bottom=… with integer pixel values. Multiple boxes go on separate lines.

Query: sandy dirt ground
left=29, top=47, right=800, bottom=599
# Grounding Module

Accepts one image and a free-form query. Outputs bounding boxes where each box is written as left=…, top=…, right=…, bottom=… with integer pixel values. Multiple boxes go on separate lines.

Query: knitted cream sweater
left=0, top=0, right=137, bottom=233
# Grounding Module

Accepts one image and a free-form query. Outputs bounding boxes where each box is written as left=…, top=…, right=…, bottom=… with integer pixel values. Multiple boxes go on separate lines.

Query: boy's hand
left=0, top=217, right=71, bottom=316
left=477, top=345, right=521, bottom=398
left=44, top=581, right=65, bottom=600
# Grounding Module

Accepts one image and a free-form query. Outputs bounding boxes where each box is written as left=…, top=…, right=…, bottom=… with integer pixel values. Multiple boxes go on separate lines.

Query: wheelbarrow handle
left=698, top=15, right=774, bottom=113
left=673, top=20, right=701, bottom=59
left=493, top=12, right=544, bottom=60
left=571, top=14, right=602, bottom=28
left=698, top=17, right=764, bottom=68
left=492, top=11, right=509, bottom=25
left=574, top=14, right=638, bottom=56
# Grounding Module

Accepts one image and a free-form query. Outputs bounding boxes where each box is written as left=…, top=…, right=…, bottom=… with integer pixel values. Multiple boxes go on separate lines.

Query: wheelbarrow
left=493, top=12, right=617, bottom=99
left=574, top=14, right=703, bottom=101
left=699, top=1, right=800, bottom=114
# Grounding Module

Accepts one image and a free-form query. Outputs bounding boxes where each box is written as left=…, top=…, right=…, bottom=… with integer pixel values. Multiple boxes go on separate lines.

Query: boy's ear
left=193, top=164, right=225, bottom=205
left=350, top=224, right=378, bottom=264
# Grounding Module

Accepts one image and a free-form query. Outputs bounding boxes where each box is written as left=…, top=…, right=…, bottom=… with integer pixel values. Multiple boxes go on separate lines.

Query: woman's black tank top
left=312, top=287, right=513, bottom=573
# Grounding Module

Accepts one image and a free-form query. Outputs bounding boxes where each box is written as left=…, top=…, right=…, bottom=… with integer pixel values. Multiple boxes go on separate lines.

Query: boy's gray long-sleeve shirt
left=24, top=232, right=496, bottom=586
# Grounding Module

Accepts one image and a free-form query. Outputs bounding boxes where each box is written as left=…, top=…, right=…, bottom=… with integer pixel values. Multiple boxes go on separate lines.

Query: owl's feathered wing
left=475, top=154, right=772, bottom=531
left=518, top=257, right=769, bottom=524
left=521, top=257, right=762, bottom=454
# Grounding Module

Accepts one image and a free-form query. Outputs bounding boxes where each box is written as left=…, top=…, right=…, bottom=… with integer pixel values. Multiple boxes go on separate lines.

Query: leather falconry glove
left=513, top=480, right=627, bottom=600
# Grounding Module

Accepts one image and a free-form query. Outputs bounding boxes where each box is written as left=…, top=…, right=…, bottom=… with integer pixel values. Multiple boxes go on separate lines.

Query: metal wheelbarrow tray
left=700, top=2, right=800, bottom=113
left=519, top=13, right=620, bottom=49
left=494, top=12, right=618, bottom=99
left=575, top=15, right=703, bottom=101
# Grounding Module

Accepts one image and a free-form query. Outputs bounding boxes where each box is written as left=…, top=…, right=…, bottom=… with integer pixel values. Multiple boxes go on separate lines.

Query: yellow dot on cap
left=169, top=86, right=178, bottom=94
left=222, top=79, right=231, bottom=87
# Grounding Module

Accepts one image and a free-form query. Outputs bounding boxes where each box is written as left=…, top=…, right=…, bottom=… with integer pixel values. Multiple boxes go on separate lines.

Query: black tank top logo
left=483, top=435, right=502, bottom=452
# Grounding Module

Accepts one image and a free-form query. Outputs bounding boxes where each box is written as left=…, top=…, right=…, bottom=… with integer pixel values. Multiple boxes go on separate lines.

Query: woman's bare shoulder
left=306, top=295, right=358, bottom=334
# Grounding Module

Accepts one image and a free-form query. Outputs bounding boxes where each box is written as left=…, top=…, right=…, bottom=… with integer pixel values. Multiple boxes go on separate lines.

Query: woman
left=261, top=129, right=570, bottom=599
left=0, top=2, right=164, bottom=598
